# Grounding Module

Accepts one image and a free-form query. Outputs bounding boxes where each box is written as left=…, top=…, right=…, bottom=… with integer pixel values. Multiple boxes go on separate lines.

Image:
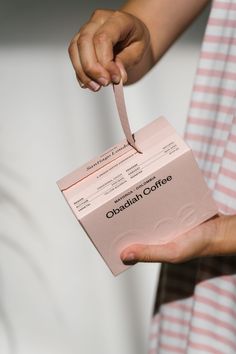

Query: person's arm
left=68, top=0, right=209, bottom=90
left=121, top=0, right=209, bottom=83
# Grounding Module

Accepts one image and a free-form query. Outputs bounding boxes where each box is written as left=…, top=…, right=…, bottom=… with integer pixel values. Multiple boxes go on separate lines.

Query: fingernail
left=88, top=81, right=100, bottom=91
left=111, top=75, right=120, bottom=84
left=97, top=77, right=109, bottom=86
left=122, top=252, right=136, bottom=265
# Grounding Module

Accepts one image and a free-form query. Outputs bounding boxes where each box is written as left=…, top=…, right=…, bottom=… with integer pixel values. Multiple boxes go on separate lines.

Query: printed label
left=68, top=136, right=186, bottom=218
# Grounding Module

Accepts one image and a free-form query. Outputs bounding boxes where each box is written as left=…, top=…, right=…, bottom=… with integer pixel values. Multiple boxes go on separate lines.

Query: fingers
left=68, top=9, right=149, bottom=90
left=93, top=30, right=121, bottom=84
left=69, top=27, right=104, bottom=91
left=120, top=242, right=181, bottom=265
left=68, top=10, right=119, bottom=90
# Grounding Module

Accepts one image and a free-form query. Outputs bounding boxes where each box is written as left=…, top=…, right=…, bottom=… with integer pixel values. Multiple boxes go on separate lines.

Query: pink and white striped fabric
left=149, top=1, right=236, bottom=353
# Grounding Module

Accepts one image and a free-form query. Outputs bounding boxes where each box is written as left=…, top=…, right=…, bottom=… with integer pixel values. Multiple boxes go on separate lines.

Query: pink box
left=57, top=116, right=217, bottom=275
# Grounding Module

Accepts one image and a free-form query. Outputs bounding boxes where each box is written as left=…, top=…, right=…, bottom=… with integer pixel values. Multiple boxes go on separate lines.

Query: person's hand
left=68, top=9, right=150, bottom=91
left=120, top=214, right=236, bottom=264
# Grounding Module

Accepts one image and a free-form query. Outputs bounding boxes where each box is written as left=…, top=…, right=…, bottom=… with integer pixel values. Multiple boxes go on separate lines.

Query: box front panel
left=81, top=152, right=217, bottom=275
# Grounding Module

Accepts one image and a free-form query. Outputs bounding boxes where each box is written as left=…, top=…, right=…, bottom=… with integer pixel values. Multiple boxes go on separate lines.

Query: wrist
left=204, top=215, right=236, bottom=257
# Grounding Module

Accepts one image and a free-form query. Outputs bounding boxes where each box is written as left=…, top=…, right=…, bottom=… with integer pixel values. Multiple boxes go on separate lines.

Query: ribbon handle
left=113, top=82, right=141, bottom=153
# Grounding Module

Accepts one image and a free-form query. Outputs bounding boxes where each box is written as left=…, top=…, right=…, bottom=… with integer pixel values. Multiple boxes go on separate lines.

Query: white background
left=0, top=1, right=210, bottom=353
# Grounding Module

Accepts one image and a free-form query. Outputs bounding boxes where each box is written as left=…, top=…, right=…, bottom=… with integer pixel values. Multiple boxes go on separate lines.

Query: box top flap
left=57, top=140, right=134, bottom=191
left=57, top=117, right=189, bottom=191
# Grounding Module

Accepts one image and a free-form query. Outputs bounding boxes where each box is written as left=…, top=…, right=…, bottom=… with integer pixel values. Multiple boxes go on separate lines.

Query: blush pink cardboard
left=57, top=117, right=217, bottom=275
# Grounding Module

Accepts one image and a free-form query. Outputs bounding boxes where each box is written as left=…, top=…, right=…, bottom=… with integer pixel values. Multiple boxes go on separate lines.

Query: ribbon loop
left=113, top=82, right=142, bottom=153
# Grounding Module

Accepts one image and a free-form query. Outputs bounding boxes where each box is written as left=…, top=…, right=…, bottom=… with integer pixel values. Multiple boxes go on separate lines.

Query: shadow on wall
left=0, top=0, right=210, bottom=46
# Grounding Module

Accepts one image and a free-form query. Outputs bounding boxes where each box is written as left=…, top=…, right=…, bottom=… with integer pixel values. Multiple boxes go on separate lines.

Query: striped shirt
left=149, top=1, right=236, bottom=353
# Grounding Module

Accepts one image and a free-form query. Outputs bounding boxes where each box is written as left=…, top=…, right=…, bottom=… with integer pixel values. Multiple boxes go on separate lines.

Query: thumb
left=120, top=242, right=180, bottom=264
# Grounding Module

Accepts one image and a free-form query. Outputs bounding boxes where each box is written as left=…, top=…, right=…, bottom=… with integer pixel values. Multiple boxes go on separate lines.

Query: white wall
left=0, top=1, right=210, bottom=353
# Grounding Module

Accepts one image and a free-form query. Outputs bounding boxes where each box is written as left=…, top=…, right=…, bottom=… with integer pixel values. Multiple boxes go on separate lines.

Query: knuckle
left=68, top=45, right=72, bottom=56
left=112, top=10, right=123, bottom=19
left=112, top=10, right=132, bottom=24
left=77, top=33, right=88, bottom=47
left=68, top=40, right=76, bottom=55
left=83, top=62, right=95, bottom=77
left=79, top=23, right=88, bottom=33
left=91, top=8, right=111, bottom=20
left=94, top=31, right=109, bottom=45
left=92, top=9, right=104, bottom=18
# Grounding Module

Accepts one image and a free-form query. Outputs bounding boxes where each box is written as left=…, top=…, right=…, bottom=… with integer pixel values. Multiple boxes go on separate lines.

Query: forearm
left=121, top=0, right=210, bottom=83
